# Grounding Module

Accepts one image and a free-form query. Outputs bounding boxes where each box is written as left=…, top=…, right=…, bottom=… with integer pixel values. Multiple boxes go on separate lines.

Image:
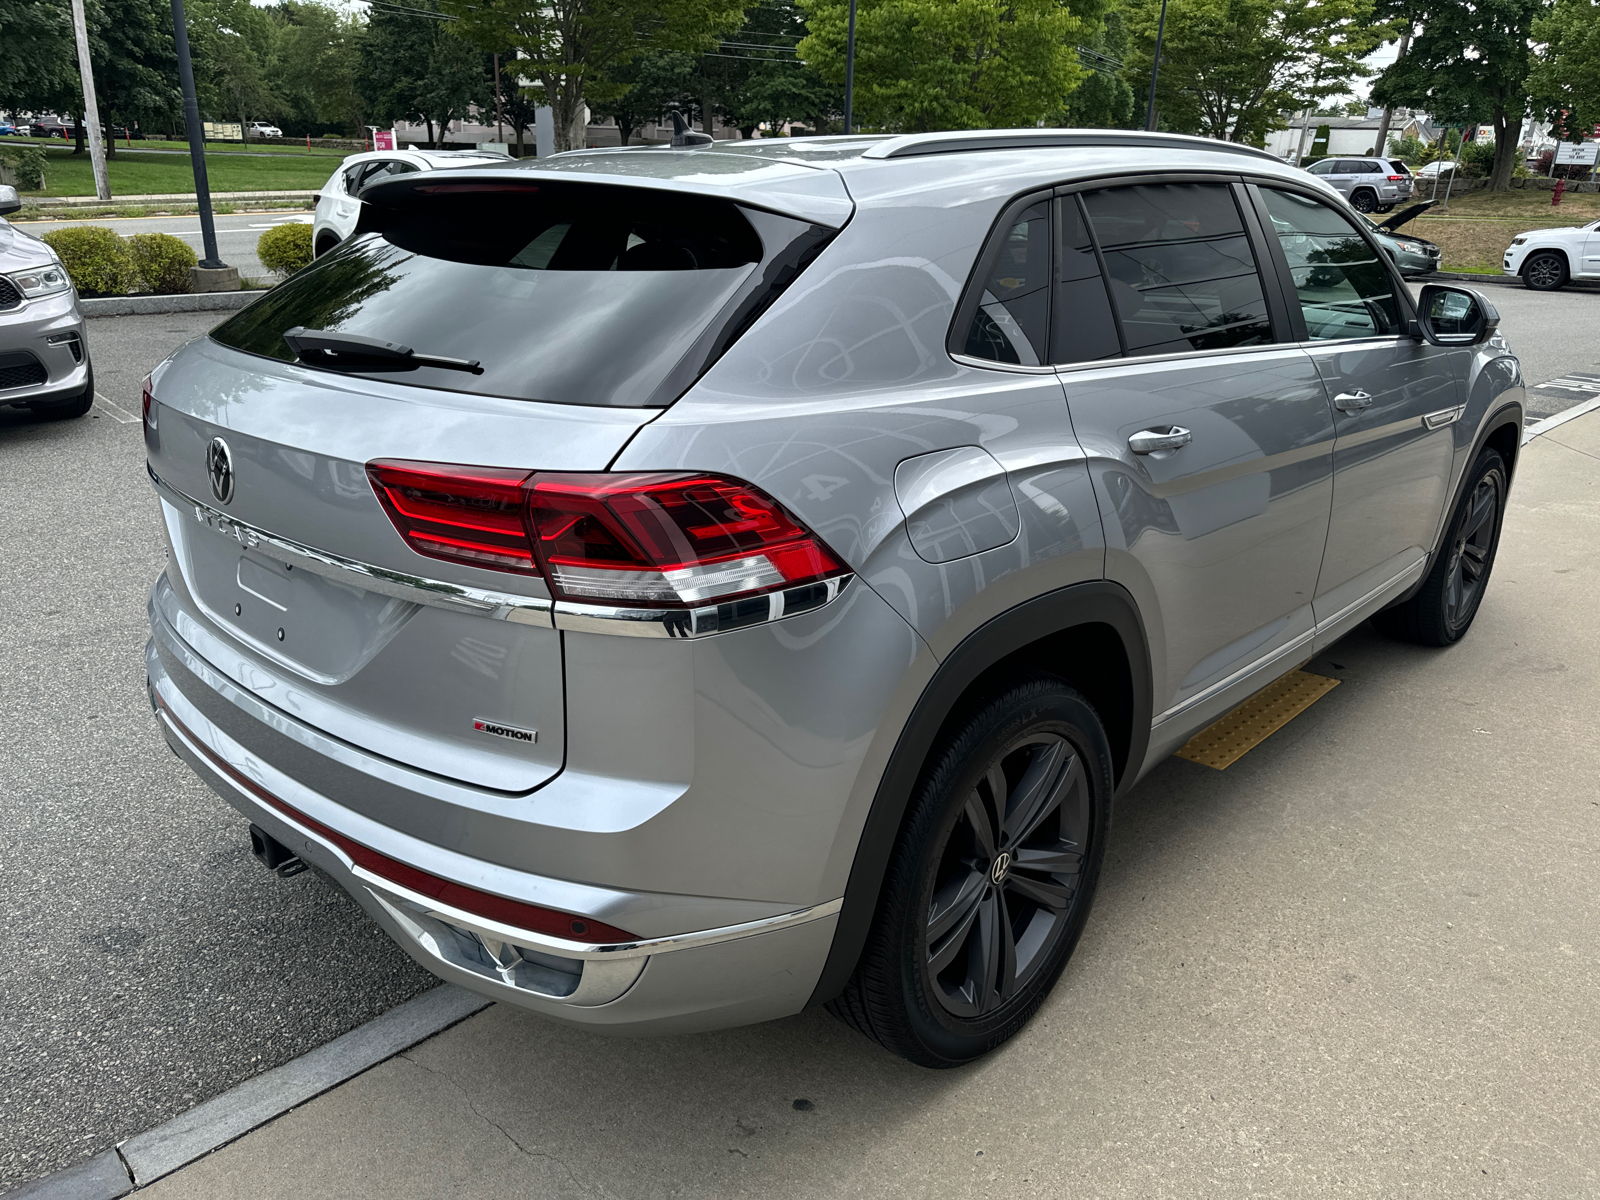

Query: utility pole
left=68, top=0, right=110, bottom=200
left=1371, top=30, right=1410, bottom=158
left=1144, top=0, right=1170, bottom=131
left=843, top=0, right=858, bottom=134
left=170, top=0, right=233, bottom=285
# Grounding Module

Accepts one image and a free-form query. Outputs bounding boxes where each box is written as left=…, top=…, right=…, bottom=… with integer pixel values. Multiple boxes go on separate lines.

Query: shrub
left=258, top=223, right=313, bottom=277
left=40, top=226, right=138, bottom=296
left=127, top=232, right=197, bottom=294
left=0, top=144, right=47, bottom=190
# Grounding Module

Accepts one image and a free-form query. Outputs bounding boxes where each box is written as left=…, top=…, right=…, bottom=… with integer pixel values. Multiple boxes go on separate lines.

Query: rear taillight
left=1388, top=175, right=1405, bottom=181
left=141, top=374, right=154, bottom=428
left=367, top=460, right=847, bottom=607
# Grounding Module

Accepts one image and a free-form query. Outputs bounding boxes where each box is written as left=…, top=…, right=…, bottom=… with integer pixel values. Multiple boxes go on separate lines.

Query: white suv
left=311, top=149, right=513, bottom=257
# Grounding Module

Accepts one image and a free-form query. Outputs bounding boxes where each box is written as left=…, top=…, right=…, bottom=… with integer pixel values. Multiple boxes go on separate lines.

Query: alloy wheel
left=1444, top=473, right=1500, bottom=631
left=1526, top=254, right=1564, bottom=289
left=1352, top=191, right=1376, bottom=213
left=922, top=733, right=1090, bottom=1020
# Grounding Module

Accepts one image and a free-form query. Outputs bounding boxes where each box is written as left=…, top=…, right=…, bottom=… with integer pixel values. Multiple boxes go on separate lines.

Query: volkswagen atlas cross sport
left=143, top=130, right=1523, bottom=1067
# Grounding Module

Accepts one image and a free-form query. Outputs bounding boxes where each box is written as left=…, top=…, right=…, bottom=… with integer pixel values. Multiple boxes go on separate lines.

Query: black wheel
left=1351, top=189, right=1378, bottom=214
left=1373, top=447, right=1507, bottom=646
left=27, top=365, right=94, bottom=420
left=1523, top=251, right=1567, bottom=291
left=829, top=675, right=1112, bottom=1067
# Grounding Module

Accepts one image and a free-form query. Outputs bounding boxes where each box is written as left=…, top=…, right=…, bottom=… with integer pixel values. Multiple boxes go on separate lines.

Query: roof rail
left=860, top=129, right=1282, bottom=165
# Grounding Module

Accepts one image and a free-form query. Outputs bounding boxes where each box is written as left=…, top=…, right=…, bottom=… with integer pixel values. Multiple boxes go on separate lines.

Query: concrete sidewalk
left=134, top=414, right=1600, bottom=1198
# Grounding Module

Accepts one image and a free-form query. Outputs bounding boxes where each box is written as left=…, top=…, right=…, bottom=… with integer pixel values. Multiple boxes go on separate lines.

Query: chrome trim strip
left=1153, top=626, right=1317, bottom=727
left=1423, top=404, right=1467, bottom=430
left=149, top=468, right=853, bottom=639
left=1311, top=555, right=1426, bottom=637
left=359, top=872, right=844, bottom=963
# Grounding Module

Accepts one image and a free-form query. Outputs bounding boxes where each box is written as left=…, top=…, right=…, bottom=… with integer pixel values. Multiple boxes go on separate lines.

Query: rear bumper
left=148, top=633, right=842, bottom=1033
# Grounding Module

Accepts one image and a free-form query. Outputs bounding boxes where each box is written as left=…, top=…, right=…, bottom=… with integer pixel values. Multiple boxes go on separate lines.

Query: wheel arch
left=807, top=581, right=1152, bottom=1007
left=1521, top=245, right=1572, bottom=277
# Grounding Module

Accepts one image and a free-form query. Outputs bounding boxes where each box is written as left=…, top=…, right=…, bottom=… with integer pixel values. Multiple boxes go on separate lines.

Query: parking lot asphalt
left=2, top=286, right=1598, bottom=1193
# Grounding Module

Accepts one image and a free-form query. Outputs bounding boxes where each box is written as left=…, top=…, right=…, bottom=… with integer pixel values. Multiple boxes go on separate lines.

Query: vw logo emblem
left=207, top=437, right=235, bottom=505
left=990, top=851, right=1012, bottom=887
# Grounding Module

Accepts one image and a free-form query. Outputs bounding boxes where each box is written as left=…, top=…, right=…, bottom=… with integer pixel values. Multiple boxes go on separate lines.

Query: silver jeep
left=143, top=130, right=1523, bottom=1066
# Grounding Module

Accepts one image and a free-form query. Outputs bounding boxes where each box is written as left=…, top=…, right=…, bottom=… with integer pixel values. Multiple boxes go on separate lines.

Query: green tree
left=588, top=51, right=700, bottom=145
left=1529, top=0, right=1600, bottom=140
left=188, top=0, right=282, bottom=139
left=273, top=1, right=367, bottom=134
left=798, top=0, right=1087, bottom=132
left=701, top=1, right=839, bottom=137
left=1369, top=0, right=1545, bottom=190
left=88, top=0, right=182, bottom=155
left=1064, top=9, right=1137, bottom=128
left=1125, top=0, right=1387, bottom=145
left=359, top=0, right=490, bottom=146
left=438, top=0, right=743, bottom=152
left=0, top=0, right=77, bottom=117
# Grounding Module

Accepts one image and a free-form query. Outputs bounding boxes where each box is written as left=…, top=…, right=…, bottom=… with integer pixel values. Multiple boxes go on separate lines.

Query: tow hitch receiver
left=250, top=824, right=306, bottom=877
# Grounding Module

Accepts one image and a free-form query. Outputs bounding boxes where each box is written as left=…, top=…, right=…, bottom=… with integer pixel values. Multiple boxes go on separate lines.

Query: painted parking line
left=93, top=392, right=140, bottom=424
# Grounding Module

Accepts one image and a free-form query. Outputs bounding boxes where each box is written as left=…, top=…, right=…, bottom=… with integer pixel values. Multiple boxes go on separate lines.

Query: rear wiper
left=283, top=327, right=483, bottom=374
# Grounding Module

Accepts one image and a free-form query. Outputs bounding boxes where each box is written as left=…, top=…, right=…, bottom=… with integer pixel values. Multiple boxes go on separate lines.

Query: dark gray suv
left=142, top=130, right=1523, bottom=1067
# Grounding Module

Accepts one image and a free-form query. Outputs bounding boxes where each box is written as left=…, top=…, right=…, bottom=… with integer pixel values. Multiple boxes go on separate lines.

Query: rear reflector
left=156, top=695, right=637, bottom=944
left=368, top=461, right=848, bottom=608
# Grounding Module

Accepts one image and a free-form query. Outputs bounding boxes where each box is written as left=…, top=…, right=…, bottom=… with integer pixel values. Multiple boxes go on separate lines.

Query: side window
left=342, top=163, right=368, bottom=192
left=1081, top=182, right=1273, bottom=357
left=1259, top=187, right=1403, bottom=340
left=961, top=202, right=1051, bottom=365
left=1307, top=160, right=1334, bottom=175
left=1361, top=161, right=1383, bottom=174
left=1050, top=195, right=1120, bottom=364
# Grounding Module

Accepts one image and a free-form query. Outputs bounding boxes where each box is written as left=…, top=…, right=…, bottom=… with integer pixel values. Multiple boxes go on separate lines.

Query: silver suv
left=142, top=131, right=1523, bottom=1067
left=0, top=185, right=93, bottom=419
left=1304, top=155, right=1414, bottom=213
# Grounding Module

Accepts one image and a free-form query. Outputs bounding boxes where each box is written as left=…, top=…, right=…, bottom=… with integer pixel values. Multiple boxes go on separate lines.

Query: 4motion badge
left=473, top=718, right=537, bottom=744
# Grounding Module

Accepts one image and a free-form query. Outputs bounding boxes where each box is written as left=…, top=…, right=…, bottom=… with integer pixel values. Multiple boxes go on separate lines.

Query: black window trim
left=1241, top=177, right=1420, bottom=348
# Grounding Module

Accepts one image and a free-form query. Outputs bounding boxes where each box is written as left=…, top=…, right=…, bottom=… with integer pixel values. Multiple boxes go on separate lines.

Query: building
left=1264, top=112, right=1435, bottom=162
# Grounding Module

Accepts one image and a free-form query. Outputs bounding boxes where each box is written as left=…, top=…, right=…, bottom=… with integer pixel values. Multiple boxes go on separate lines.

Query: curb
left=1424, top=271, right=1518, bottom=284
left=80, top=291, right=267, bottom=318
left=7, top=986, right=491, bottom=1199
left=21, top=190, right=317, bottom=208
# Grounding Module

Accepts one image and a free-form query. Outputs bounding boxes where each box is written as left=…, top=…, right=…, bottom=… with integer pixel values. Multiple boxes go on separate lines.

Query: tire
left=829, top=674, right=1113, bottom=1067
left=27, top=365, right=94, bottom=420
left=1351, top=189, right=1378, bottom=214
left=1523, top=251, right=1567, bottom=291
left=1373, top=447, right=1507, bottom=647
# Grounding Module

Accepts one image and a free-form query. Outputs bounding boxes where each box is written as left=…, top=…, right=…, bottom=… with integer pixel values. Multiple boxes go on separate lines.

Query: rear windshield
left=211, top=183, right=812, bottom=407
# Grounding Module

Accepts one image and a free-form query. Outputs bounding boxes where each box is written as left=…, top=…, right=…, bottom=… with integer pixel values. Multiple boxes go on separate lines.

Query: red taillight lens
left=1388, top=175, right=1405, bottom=181
left=367, top=461, right=848, bottom=607
left=367, top=460, right=538, bottom=573
left=141, top=374, right=154, bottom=427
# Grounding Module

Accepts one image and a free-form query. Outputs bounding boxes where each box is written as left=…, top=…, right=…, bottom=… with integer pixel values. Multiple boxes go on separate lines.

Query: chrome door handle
left=1128, top=426, right=1192, bottom=455
left=1334, top=390, right=1373, bottom=412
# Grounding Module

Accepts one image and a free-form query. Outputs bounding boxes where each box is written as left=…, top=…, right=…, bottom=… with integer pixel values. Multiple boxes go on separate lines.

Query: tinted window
left=1082, top=183, right=1272, bottom=357
left=962, top=202, right=1050, bottom=364
left=1260, top=187, right=1403, bottom=340
left=1361, top=161, right=1384, bottom=173
left=1389, top=161, right=1411, bottom=176
left=211, top=183, right=803, bottom=407
left=1050, top=195, right=1120, bottom=364
left=1307, top=160, right=1334, bottom=175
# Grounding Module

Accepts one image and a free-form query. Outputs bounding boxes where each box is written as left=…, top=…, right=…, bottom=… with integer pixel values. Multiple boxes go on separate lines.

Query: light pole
left=844, top=0, right=857, bottom=134
left=169, top=0, right=224, bottom=271
left=1144, top=0, right=1169, bottom=132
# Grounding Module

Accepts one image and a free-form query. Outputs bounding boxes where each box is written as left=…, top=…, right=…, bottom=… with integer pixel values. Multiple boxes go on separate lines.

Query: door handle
left=1334, top=390, right=1373, bottom=412
left=1128, top=426, right=1192, bottom=455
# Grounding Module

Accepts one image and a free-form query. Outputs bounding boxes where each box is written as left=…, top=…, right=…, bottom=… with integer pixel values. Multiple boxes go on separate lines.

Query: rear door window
left=1080, top=182, right=1273, bottom=357
left=1050, top=195, right=1121, bottom=363
left=1259, top=187, right=1404, bottom=340
left=211, top=181, right=826, bottom=407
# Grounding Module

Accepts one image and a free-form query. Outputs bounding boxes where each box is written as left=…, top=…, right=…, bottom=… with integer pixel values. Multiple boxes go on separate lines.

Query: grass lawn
left=1403, top=186, right=1600, bottom=272
left=24, top=147, right=347, bottom=197
left=3, top=135, right=350, bottom=157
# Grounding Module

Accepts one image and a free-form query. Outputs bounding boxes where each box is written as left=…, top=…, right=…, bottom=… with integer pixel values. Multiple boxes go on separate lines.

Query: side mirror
left=0, top=184, right=21, bottom=216
left=1416, top=283, right=1500, bottom=347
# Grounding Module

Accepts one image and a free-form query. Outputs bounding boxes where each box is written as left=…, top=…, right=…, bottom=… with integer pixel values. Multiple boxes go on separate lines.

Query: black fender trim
left=1386, top=398, right=1523, bottom=610
left=806, top=580, right=1151, bottom=1008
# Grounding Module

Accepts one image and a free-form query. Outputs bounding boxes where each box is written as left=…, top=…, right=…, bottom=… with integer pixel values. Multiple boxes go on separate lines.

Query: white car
left=246, top=121, right=283, bottom=139
left=1413, top=161, right=1458, bottom=178
left=311, top=148, right=512, bottom=257
left=1502, top=218, right=1600, bottom=290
